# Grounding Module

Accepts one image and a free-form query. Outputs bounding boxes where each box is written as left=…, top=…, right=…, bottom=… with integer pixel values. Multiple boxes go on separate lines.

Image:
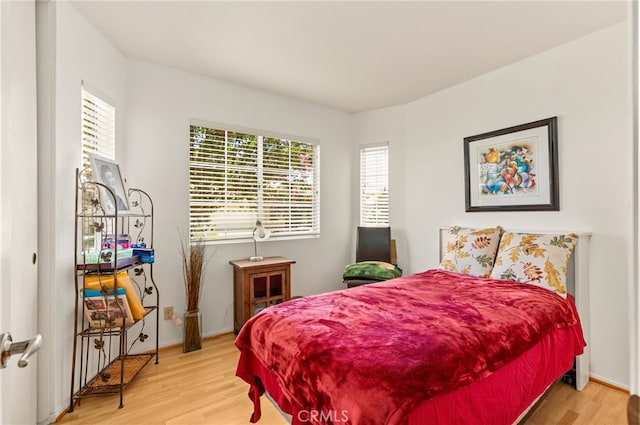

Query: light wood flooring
left=57, top=333, right=630, bottom=425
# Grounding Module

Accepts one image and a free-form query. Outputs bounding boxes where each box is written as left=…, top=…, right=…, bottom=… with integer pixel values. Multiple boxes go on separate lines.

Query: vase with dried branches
left=180, top=237, right=207, bottom=352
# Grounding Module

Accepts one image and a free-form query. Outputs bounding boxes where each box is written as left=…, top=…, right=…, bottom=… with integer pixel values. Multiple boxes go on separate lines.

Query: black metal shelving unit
left=69, top=168, right=159, bottom=411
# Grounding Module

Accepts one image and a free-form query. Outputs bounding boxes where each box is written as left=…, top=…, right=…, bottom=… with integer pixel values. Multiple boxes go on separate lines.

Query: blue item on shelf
left=84, top=288, right=126, bottom=297
left=133, top=248, right=155, bottom=264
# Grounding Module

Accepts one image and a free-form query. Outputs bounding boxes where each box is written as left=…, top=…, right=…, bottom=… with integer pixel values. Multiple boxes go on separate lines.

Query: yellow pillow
left=84, top=272, right=145, bottom=320
left=439, top=226, right=503, bottom=278
left=490, top=232, right=578, bottom=298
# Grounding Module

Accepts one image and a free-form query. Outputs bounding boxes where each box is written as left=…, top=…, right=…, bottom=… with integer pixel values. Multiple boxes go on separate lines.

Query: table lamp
left=249, top=219, right=270, bottom=262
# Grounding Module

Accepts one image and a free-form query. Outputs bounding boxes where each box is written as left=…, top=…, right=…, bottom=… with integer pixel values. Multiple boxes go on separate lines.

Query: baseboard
left=203, top=329, right=235, bottom=339
left=55, top=407, right=69, bottom=424
left=590, top=375, right=630, bottom=393
left=203, top=331, right=236, bottom=340
left=151, top=330, right=235, bottom=352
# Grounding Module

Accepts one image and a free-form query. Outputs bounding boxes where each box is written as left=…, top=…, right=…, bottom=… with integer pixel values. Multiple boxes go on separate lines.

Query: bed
left=235, top=227, right=591, bottom=425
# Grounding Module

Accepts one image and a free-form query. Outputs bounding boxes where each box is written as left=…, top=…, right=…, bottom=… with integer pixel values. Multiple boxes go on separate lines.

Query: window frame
left=189, top=120, right=321, bottom=244
left=81, top=84, right=116, bottom=167
left=359, top=142, right=389, bottom=227
left=80, top=85, right=117, bottom=250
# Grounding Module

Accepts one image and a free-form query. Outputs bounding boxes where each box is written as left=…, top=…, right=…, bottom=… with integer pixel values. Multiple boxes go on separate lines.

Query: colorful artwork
left=477, top=138, right=538, bottom=197
left=464, top=117, right=558, bottom=212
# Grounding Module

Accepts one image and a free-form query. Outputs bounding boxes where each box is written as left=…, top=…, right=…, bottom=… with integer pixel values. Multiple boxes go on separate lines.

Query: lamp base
left=249, top=256, right=264, bottom=262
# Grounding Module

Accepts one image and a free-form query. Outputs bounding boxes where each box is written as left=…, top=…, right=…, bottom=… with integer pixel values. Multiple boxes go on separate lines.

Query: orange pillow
left=84, top=272, right=145, bottom=320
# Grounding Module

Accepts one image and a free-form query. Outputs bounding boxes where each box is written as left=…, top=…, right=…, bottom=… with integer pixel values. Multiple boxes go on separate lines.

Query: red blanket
left=236, top=269, right=585, bottom=425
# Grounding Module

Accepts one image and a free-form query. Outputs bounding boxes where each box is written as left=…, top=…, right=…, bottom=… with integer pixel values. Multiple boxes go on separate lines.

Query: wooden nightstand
left=230, top=256, right=296, bottom=333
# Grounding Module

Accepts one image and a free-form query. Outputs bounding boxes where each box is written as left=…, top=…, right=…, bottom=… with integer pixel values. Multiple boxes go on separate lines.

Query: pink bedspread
left=235, top=269, right=585, bottom=425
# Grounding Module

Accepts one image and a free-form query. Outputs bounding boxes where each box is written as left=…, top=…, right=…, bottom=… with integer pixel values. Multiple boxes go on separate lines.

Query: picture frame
left=463, top=117, right=559, bottom=212
left=88, top=153, right=131, bottom=214
left=83, top=291, right=134, bottom=328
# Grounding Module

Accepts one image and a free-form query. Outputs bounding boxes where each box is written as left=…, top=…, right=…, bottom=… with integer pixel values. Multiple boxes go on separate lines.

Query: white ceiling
left=70, top=1, right=628, bottom=113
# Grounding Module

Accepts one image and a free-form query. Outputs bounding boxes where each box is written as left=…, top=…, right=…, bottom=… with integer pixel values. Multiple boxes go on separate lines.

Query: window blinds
left=360, top=144, right=389, bottom=226
left=189, top=125, right=320, bottom=242
left=81, top=88, right=115, bottom=166
left=80, top=88, right=116, bottom=251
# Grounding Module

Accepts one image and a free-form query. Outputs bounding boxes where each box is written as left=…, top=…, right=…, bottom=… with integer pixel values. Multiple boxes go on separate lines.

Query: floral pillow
left=490, top=232, right=578, bottom=298
left=439, top=226, right=503, bottom=278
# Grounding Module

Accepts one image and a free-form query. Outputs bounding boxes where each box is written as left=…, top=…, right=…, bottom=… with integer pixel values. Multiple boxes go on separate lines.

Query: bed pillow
left=490, top=232, right=578, bottom=298
left=343, top=261, right=402, bottom=281
left=439, top=226, right=503, bottom=278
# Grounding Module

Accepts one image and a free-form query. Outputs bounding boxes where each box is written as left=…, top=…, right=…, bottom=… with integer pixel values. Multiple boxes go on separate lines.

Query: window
left=81, top=87, right=116, bottom=165
left=189, top=124, right=320, bottom=242
left=360, top=144, right=389, bottom=226
left=81, top=87, right=116, bottom=249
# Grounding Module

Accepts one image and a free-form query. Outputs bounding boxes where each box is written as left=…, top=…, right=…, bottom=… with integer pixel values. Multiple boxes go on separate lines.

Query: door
left=0, top=0, right=40, bottom=423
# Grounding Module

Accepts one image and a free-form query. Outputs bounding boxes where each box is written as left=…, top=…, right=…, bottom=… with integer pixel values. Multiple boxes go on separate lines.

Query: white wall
left=123, top=60, right=353, bottom=345
left=45, top=2, right=633, bottom=419
left=47, top=1, right=353, bottom=417
left=46, top=1, right=129, bottom=419
left=354, top=22, right=633, bottom=388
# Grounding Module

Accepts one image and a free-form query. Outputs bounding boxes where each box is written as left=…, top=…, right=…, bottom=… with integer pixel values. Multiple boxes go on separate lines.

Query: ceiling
left=70, top=1, right=628, bottom=113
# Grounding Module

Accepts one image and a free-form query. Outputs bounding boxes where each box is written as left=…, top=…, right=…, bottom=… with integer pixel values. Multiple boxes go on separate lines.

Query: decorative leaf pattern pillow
left=490, top=232, right=578, bottom=298
left=343, top=261, right=403, bottom=281
left=439, top=226, right=503, bottom=278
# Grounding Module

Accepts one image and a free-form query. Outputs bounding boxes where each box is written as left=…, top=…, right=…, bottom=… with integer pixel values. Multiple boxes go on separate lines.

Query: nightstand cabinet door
left=230, top=256, right=295, bottom=333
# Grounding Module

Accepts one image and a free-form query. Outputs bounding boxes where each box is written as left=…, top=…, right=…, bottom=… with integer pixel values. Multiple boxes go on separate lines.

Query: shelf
left=71, top=168, right=159, bottom=412
left=79, top=307, right=157, bottom=337
left=77, top=212, right=152, bottom=219
left=74, top=354, right=155, bottom=398
left=77, top=255, right=141, bottom=272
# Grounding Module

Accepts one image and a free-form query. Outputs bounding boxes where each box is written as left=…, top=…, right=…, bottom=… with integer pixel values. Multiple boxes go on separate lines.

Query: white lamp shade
left=253, top=220, right=271, bottom=241
left=249, top=220, right=270, bottom=262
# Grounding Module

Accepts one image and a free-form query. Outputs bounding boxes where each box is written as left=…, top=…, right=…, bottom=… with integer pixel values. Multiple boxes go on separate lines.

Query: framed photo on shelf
left=88, top=153, right=131, bottom=214
left=463, top=117, right=559, bottom=212
left=84, top=290, right=134, bottom=328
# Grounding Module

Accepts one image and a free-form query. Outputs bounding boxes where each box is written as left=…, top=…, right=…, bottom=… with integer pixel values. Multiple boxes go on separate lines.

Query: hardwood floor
left=59, top=334, right=287, bottom=425
left=525, top=379, right=628, bottom=425
left=58, top=333, right=629, bottom=425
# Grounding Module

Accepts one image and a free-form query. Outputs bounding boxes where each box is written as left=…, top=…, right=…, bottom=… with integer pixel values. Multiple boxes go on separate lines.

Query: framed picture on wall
left=463, top=117, right=559, bottom=212
left=88, top=153, right=131, bottom=215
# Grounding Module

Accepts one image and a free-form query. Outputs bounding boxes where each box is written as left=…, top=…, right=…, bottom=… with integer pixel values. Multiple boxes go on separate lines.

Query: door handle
left=0, top=333, right=43, bottom=368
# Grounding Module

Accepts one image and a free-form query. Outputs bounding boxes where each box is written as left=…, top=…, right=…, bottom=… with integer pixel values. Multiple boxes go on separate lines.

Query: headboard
left=438, top=227, right=592, bottom=391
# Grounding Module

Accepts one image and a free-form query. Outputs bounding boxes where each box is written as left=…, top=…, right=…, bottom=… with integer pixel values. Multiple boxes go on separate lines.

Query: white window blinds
left=360, top=144, right=389, bottom=226
left=189, top=125, right=320, bottom=242
left=80, top=87, right=116, bottom=250
left=81, top=87, right=115, bottom=167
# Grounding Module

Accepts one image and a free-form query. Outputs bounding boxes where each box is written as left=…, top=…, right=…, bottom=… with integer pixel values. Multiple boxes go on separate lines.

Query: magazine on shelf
left=83, top=288, right=134, bottom=328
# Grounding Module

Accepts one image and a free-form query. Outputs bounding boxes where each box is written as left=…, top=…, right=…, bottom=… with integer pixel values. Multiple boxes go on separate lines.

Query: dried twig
left=181, top=239, right=206, bottom=311
left=179, top=233, right=211, bottom=352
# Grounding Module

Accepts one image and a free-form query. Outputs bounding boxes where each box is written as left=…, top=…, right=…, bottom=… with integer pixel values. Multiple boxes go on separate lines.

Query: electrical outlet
left=164, top=306, right=174, bottom=321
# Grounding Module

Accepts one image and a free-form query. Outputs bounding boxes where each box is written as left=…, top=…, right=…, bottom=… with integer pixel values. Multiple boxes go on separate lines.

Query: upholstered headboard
left=438, top=227, right=592, bottom=390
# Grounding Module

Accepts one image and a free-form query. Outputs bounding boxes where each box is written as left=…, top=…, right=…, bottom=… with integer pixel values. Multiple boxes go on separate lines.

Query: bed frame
left=438, top=227, right=591, bottom=391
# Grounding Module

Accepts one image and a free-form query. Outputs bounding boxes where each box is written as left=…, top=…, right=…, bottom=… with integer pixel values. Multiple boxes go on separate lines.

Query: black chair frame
left=345, top=226, right=395, bottom=288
